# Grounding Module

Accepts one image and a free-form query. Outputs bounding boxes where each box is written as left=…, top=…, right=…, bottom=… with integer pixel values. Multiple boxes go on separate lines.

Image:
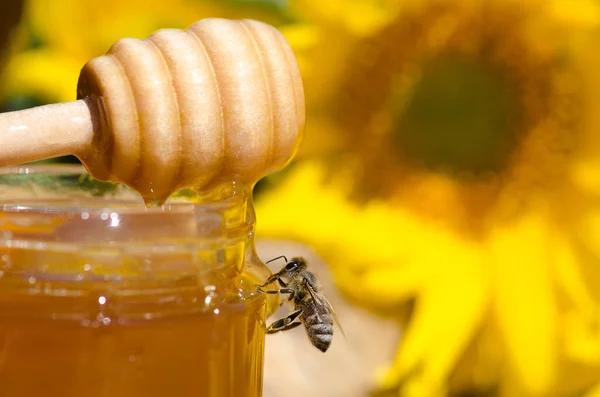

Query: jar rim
left=0, top=164, right=88, bottom=175
left=0, top=164, right=248, bottom=213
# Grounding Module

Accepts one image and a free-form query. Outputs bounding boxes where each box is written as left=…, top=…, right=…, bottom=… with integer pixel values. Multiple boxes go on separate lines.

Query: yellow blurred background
left=3, top=0, right=600, bottom=396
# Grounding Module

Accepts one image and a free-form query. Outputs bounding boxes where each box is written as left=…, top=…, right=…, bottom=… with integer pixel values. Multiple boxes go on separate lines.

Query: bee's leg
left=256, top=278, right=277, bottom=288
left=266, top=309, right=303, bottom=334
left=275, top=279, right=289, bottom=307
left=257, top=287, right=295, bottom=308
left=257, top=287, right=294, bottom=296
left=257, top=273, right=289, bottom=289
left=268, top=321, right=302, bottom=333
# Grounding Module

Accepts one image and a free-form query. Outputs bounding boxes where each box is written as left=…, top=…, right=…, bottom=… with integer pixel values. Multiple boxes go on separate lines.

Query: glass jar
left=0, top=165, right=276, bottom=397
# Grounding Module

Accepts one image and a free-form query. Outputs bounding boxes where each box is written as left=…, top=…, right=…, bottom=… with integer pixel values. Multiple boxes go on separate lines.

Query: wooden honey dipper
left=0, top=18, right=305, bottom=203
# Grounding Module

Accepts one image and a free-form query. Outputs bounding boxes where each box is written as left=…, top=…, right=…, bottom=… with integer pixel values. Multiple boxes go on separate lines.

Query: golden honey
left=0, top=165, right=275, bottom=397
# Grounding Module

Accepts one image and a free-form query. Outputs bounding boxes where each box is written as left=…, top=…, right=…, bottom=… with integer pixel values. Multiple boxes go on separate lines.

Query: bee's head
left=281, top=257, right=307, bottom=276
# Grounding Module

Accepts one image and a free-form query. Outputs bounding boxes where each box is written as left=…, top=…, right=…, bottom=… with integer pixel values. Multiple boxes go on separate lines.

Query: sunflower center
left=394, top=56, right=519, bottom=175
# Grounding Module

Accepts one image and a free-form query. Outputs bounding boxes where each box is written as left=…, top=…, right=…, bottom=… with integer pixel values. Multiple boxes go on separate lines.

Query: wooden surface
left=0, top=18, right=305, bottom=204
left=77, top=18, right=304, bottom=203
left=256, top=239, right=400, bottom=397
left=0, top=98, right=96, bottom=167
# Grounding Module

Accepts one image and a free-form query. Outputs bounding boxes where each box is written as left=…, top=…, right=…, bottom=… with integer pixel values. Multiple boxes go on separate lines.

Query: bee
left=256, top=256, right=344, bottom=352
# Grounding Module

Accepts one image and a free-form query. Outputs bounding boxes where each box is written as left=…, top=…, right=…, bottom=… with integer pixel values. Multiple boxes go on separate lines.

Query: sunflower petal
left=584, top=382, right=600, bottom=397
left=563, top=311, right=600, bottom=366
left=553, top=237, right=595, bottom=319
left=288, top=0, right=396, bottom=36
left=574, top=207, right=600, bottom=271
left=1, top=49, right=81, bottom=103
left=570, top=159, right=600, bottom=198
left=488, top=212, right=557, bottom=395
left=417, top=248, right=489, bottom=390
left=552, top=238, right=600, bottom=365
left=353, top=263, right=425, bottom=307
left=256, top=162, right=354, bottom=244
left=376, top=240, right=487, bottom=394
left=548, top=0, right=600, bottom=27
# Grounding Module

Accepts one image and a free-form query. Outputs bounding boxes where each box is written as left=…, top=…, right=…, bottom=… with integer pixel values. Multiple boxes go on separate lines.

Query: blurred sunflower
left=0, top=0, right=288, bottom=106
left=257, top=0, right=600, bottom=396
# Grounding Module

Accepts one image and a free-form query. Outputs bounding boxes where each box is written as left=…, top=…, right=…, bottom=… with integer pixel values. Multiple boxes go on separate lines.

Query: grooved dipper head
left=77, top=18, right=305, bottom=203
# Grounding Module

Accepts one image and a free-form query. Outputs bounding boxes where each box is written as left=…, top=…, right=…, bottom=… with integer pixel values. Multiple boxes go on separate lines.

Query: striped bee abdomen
left=301, top=299, right=334, bottom=352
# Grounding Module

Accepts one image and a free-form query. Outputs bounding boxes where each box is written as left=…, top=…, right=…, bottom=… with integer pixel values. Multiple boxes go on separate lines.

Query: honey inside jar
left=0, top=165, right=275, bottom=397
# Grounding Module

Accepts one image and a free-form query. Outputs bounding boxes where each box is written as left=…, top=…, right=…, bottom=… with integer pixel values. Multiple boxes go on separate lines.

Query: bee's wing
left=306, top=283, right=346, bottom=338
left=321, top=293, right=347, bottom=338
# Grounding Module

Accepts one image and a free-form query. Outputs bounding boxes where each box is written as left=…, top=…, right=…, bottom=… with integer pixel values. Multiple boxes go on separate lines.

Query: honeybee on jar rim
left=256, top=256, right=344, bottom=352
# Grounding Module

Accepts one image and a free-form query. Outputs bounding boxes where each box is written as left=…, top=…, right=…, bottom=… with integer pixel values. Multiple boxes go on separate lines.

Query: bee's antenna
left=266, top=255, right=288, bottom=264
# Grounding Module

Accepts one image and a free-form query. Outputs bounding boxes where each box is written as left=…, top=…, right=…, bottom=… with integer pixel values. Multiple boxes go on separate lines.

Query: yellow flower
left=257, top=0, right=600, bottom=395
left=1, top=0, right=287, bottom=104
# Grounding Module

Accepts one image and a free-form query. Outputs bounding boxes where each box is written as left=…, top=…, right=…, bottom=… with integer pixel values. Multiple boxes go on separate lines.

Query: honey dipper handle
left=0, top=98, right=98, bottom=166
